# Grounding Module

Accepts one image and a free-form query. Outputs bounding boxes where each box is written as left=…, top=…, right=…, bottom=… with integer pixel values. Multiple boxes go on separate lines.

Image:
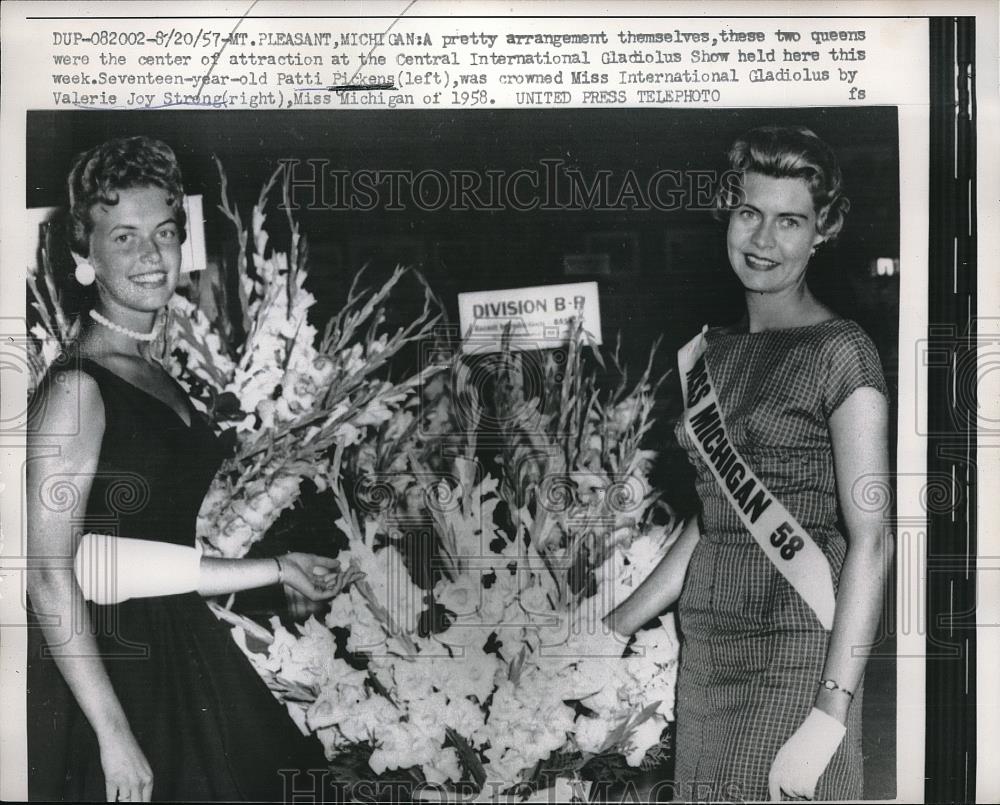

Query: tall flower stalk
left=25, top=221, right=81, bottom=397
left=164, top=160, right=443, bottom=557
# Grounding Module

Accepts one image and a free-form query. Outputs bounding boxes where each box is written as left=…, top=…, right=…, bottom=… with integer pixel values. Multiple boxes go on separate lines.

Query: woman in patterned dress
left=609, top=126, right=892, bottom=801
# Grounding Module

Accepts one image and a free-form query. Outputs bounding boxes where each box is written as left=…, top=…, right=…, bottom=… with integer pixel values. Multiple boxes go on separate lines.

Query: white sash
left=678, top=328, right=836, bottom=630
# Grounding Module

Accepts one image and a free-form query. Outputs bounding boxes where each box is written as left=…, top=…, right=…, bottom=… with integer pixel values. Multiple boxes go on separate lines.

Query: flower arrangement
left=25, top=221, right=80, bottom=398
left=221, top=325, right=682, bottom=795
left=163, top=161, right=442, bottom=557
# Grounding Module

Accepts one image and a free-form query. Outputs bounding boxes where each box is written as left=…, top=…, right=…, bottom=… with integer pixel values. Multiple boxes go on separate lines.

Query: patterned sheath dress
left=26, top=358, right=329, bottom=801
left=671, top=318, right=888, bottom=802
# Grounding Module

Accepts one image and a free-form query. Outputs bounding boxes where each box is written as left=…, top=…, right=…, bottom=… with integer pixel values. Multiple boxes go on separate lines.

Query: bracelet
left=274, top=556, right=283, bottom=584
left=818, top=679, right=854, bottom=699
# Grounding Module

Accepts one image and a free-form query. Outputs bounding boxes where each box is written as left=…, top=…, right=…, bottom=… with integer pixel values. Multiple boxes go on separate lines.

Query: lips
left=130, top=270, right=168, bottom=287
left=743, top=253, right=779, bottom=270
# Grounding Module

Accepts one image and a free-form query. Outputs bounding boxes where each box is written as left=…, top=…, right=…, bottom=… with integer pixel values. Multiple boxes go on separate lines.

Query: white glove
left=768, top=707, right=846, bottom=801
left=74, top=533, right=202, bottom=604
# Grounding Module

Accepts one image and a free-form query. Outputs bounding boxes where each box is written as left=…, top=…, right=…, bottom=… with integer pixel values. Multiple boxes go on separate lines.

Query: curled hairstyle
left=714, top=126, right=850, bottom=240
left=67, top=136, right=187, bottom=256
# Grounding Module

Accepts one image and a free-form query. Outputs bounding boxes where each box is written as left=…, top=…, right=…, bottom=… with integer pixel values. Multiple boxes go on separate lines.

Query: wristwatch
left=818, top=678, right=854, bottom=699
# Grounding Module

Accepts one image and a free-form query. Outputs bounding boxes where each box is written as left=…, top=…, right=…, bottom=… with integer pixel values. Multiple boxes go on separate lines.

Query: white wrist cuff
left=73, top=533, right=202, bottom=604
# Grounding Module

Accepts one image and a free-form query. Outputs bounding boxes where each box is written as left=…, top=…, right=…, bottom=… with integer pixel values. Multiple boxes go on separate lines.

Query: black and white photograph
left=0, top=3, right=996, bottom=804
left=19, top=102, right=901, bottom=803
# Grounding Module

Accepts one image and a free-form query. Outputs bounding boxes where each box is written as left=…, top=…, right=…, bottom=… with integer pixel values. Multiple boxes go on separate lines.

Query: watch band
left=818, top=678, right=854, bottom=698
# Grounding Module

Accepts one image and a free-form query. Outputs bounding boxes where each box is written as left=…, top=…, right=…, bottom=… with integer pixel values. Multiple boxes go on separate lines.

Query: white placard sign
left=180, top=194, right=207, bottom=274
left=458, top=281, right=602, bottom=353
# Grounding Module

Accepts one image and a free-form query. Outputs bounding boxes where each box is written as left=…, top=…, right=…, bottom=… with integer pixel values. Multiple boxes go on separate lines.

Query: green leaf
left=445, top=726, right=486, bottom=789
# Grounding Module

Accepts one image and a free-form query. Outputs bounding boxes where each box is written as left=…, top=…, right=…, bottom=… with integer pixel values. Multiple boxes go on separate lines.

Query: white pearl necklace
left=89, top=309, right=158, bottom=342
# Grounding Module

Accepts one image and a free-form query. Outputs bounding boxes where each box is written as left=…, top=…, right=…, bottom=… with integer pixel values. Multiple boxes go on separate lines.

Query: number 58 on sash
left=770, top=521, right=805, bottom=561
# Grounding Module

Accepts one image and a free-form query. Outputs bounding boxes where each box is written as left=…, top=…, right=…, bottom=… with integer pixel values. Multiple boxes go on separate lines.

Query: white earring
left=74, top=261, right=96, bottom=286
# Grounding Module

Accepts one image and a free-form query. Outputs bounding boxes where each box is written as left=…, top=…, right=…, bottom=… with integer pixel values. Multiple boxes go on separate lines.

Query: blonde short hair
left=714, top=126, right=850, bottom=240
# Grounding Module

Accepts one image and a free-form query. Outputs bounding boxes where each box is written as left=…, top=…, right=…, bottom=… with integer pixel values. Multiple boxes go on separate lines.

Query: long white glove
left=74, top=532, right=202, bottom=604
left=768, top=707, right=846, bottom=801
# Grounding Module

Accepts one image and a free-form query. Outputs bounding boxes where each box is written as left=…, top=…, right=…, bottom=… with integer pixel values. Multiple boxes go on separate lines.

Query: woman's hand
left=767, top=707, right=845, bottom=801
left=278, top=553, right=364, bottom=602
left=98, top=726, right=153, bottom=802
left=533, top=602, right=630, bottom=663
left=605, top=516, right=700, bottom=636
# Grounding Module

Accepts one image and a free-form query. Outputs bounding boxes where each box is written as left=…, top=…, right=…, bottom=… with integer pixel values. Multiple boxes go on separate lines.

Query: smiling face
left=87, top=185, right=182, bottom=323
left=726, top=172, right=824, bottom=297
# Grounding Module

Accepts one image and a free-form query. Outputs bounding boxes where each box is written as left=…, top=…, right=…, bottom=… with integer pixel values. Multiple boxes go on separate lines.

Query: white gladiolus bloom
left=434, top=574, right=481, bottom=617
left=432, top=620, right=486, bottom=650
left=481, top=747, right=530, bottom=789
left=30, top=324, right=62, bottom=367
left=266, top=616, right=346, bottom=688
left=376, top=656, right=434, bottom=703
left=324, top=589, right=356, bottom=628
left=518, top=584, right=555, bottom=623
left=332, top=422, right=363, bottom=446
left=306, top=679, right=368, bottom=730
left=440, top=645, right=500, bottom=704
left=344, top=617, right=388, bottom=655
left=624, top=716, right=668, bottom=767
left=368, top=723, right=443, bottom=775
left=442, top=696, right=487, bottom=738
left=422, top=747, right=462, bottom=785
left=574, top=715, right=612, bottom=754
left=338, top=697, right=399, bottom=743
left=353, top=400, right=394, bottom=427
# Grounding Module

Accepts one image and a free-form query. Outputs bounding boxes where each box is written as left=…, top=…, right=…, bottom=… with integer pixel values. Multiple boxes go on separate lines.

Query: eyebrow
left=107, top=217, right=178, bottom=233
left=739, top=202, right=810, bottom=220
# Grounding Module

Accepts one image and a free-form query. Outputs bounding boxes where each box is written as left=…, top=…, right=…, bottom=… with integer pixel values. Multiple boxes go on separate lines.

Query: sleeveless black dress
left=27, top=358, right=329, bottom=801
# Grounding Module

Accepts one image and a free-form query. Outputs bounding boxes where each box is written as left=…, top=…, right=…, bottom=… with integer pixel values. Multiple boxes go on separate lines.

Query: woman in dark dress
left=609, top=127, right=892, bottom=801
left=26, top=137, right=347, bottom=802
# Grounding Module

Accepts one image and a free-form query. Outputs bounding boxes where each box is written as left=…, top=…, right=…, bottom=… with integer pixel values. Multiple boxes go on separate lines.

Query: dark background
left=27, top=107, right=899, bottom=797
left=27, top=108, right=899, bottom=383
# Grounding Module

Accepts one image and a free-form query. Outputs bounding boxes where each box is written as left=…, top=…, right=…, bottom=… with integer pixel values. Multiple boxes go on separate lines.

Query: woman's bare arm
left=26, top=370, right=153, bottom=801
left=815, top=386, right=893, bottom=723
left=197, top=553, right=353, bottom=600
left=605, top=516, right=700, bottom=635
